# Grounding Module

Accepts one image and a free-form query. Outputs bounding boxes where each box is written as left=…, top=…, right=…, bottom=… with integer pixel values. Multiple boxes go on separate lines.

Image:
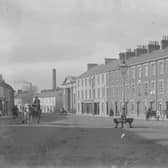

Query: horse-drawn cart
left=21, top=104, right=41, bottom=124
left=113, top=117, right=134, bottom=128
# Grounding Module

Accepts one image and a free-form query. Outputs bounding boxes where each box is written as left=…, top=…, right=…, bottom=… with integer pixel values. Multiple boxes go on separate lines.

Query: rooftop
left=78, top=59, right=120, bottom=79
left=127, top=47, right=168, bottom=66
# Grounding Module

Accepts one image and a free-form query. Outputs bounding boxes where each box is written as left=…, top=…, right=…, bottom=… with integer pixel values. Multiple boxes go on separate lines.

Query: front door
left=115, top=102, right=118, bottom=116
left=137, top=101, right=140, bottom=116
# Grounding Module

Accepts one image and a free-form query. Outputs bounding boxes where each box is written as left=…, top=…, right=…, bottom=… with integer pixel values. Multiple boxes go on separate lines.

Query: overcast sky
left=0, top=0, right=168, bottom=90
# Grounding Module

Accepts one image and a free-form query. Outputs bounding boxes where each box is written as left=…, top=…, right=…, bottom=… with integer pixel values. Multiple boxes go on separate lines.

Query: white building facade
left=76, top=60, right=119, bottom=116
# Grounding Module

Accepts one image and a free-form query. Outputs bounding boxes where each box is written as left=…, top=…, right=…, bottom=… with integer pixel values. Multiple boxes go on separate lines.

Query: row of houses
left=62, top=36, right=168, bottom=118
left=0, top=75, right=14, bottom=115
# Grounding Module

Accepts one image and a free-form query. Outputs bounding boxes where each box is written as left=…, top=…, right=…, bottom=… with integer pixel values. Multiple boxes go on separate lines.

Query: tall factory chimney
left=52, top=68, right=56, bottom=90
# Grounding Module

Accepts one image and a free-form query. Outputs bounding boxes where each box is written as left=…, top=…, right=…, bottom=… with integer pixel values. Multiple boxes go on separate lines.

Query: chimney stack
left=135, top=45, right=148, bottom=56
left=52, top=68, right=56, bottom=90
left=104, top=58, right=117, bottom=65
left=125, top=49, right=135, bottom=59
left=161, top=36, right=168, bottom=50
left=119, top=52, right=126, bottom=64
left=87, top=64, right=98, bottom=71
left=147, top=41, right=160, bottom=53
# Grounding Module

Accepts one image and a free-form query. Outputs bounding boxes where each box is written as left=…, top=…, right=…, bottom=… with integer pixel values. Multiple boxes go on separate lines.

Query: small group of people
left=12, top=96, right=41, bottom=123
left=145, top=106, right=168, bottom=120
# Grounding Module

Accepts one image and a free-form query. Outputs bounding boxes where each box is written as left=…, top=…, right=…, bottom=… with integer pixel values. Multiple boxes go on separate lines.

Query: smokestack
left=52, top=68, right=56, bottom=90
left=161, top=36, right=168, bottom=49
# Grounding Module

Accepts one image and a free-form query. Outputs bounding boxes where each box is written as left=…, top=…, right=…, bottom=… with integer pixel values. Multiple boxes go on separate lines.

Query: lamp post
left=120, top=63, right=128, bottom=117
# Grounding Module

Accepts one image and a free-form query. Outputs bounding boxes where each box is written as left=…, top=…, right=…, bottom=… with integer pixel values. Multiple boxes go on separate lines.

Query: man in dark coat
left=33, top=96, right=40, bottom=111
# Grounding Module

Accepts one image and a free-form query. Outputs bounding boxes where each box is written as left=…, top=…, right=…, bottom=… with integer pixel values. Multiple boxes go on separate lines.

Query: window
left=85, top=78, right=87, bottom=86
left=81, top=90, right=84, bottom=100
left=129, top=68, right=132, bottom=79
left=132, top=67, right=136, bottom=79
left=78, top=103, right=80, bottom=112
left=158, top=60, right=164, bottom=75
left=78, top=91, right=80, bottom=99
left=102, top=103, right=104, bottom=112
left=93, top=89, right=95, bottom=99
left=85, top=90, right=87, bottom=99
left=144, top=82, right=148, bottom=96
left=92, top=76, right=95, bottom=88
left=102, top=87, right=105, bottom=98
left=102, top=73, right=104, bottom=83
left=151, top=62, right=156, bottom=76
left=81, top=79, right=83, bottom=87
left=151, top=81, right=156, bottom=94
left=137, top=65, right=142, bottom=78
left=131, top=102, right=134, bottom=113
left=98, top=88, right=100, bottom=98
left=89, top=78, right=91, bottom=86
left=73, top=94, right=76, bottom=105
left=97, top=75, right=100, bottom=85
left=78, top=80, right=80, bottom=87
left=120, top=86, right=123, bottom=97
left=158, top=80, right=164, bottom=94
left=166, top=59, right=168, bottom=73
left=143, top=63, right=148, bottom=77
left=137, top=82, right=141, bottom=97
left=106, top=88, right=109, bottom=98
left=131, top=84, right=135, bottom=96
left=89, top=89, right=91, bottom=99
left=167, top=79, right=168, bottom=94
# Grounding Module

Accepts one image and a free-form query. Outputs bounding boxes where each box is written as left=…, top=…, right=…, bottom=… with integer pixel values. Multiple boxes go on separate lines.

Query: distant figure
left=33, top=96, right=41, bottom=111
left=110, top=109, right=114, bottom=117
left=12, top=105, right=18, bottom=118
left=32, top=96, right=41, bottom=123
left=121, top=106, right=126, bottom=120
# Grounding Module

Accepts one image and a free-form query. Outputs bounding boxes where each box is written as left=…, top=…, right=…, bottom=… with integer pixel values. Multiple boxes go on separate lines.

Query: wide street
left=1, top=113, right=168, bottom=168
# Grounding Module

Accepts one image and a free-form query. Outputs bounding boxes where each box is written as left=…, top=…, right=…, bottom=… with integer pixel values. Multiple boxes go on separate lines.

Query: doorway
left=137, top=101, right=140, bottom=116
left=115, top=102, right=118, bottom=116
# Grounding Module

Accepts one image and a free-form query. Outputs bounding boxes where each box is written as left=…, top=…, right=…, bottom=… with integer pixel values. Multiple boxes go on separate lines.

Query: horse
left=145, top=109, right=158, bottom=120
left=28, top=105, right=41, bottom=124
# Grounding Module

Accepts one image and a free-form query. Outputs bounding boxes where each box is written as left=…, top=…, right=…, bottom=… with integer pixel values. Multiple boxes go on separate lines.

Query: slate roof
left=127, top=48, right=168, bottom=66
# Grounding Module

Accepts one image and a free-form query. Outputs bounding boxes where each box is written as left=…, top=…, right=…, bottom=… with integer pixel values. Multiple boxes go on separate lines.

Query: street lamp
left=119, top=63, right=128, bottom=117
